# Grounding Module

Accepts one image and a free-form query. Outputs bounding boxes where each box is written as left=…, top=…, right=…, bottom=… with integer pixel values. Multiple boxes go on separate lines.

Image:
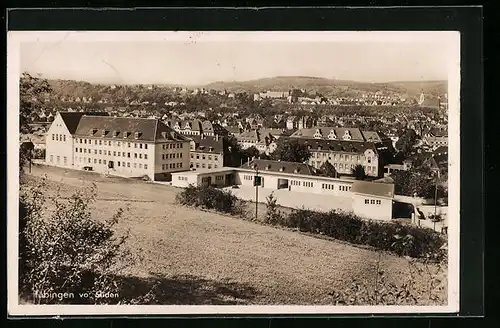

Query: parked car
left=83, top=166, right=93, bottom=171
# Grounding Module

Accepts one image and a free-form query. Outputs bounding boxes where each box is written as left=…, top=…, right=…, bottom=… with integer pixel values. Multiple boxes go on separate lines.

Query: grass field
left=20, top=164, right=447, bottom=305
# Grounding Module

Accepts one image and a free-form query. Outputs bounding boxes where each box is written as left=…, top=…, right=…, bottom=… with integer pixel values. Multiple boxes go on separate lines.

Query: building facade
left=189, top=135, right=224, bottom=170
left=46, top=112, right=191, bottom=181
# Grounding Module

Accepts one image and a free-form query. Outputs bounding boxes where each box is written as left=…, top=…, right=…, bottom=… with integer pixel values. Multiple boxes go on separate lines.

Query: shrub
left=265, top=192, right=283, bottom=225
left=284, top=208, right=446, bottom=262
left=19, top=177, right=130, bottom=304
left=176, top=184, right=244, bottom=215
left=330, top=253, right=446, bottom=305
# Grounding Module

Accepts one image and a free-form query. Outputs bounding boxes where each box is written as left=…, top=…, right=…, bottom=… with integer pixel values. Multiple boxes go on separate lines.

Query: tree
left=223, top=136, right=246, bottom=167
left=390, top=169, right=434, bottom=197
left=19, top=178, right=130, bottom=304
left=265, top=192, right=282, bottom=225
left=352, top=164, right=366, bottom=180
left=395, top=129, right=418, bottom=157
left=318, top=161, right=338, bottom=178
left=271, top=138, right=311, bottom=163
left=243, top=146, right=260, bottom=160
left=20, top=72, right=52, bottom=134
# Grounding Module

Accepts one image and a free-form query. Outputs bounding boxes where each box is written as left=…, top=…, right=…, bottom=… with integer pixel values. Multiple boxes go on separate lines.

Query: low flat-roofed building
left=351, top=180, right=395, bottom=221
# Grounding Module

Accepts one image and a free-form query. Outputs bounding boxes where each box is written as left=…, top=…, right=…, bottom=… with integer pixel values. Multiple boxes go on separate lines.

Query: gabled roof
left=240, top=159, right=317, bottom=176
left=190, top=135, right=224, bottom=153
left=351, top=180, right=395, bottom=198
left=59, top=111, right=109, bottom=134
left=291, top=127, right=365, bottom=141
left=74, top=116, right=189, bottom=142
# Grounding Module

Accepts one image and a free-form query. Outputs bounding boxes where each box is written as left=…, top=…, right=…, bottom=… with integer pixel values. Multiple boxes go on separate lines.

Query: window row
left=364, top=199, right=382, bottom=205
left=178, top=176, right=188, bottom=181
left=162, top=153, right=183, bottom=160
left=51, top=134, right=67, bottom=142
left=191, top=153, right=219, bottom=161
left=49, top=155, right=67, bottom=164
left=321, top=183, right=351, bottom=191
left=76, top=138, right=148, bottom=149
left=162, top=143, right=183, bottom=150
left=244, top=175, right=253, bottom=181
left=290, top=180, right=314, bottom=187
left=194, top=163, right=218, bottom=169
left=75, top=157, right=148, bottom=169
left=76, top=148, right=148, bottom=159
left=162, top=163, right=183, bottom=170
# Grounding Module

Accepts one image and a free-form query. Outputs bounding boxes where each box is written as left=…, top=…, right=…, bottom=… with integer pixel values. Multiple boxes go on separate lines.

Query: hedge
left=280, top=208, right=446, bottom=262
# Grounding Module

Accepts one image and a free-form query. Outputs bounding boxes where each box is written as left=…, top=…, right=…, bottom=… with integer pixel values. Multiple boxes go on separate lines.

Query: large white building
left=172, top=159, right=395, bottom=221
left=45, top=112, right=191, bottom=181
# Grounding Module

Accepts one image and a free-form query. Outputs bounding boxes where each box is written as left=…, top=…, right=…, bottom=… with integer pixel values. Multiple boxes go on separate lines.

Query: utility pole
left=433, top=169, right=440, bottom=232
left=254, top=166, right=259, bottom=221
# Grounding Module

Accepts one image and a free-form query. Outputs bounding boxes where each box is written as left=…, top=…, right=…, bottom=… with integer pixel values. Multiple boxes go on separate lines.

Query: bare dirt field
left=20, top=164, right=447, bottom=305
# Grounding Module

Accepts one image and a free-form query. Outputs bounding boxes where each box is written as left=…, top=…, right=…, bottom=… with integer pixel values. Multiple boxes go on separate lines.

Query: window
left=108, top=151, right=111, bottom=155
left=52, top=134, right=55, bottom=141
left=144, top=164, right=148, bottom=169
left=75, top=148, right=78, bottom=152
left=128, top=143, right=131, bottom=148
left=365, top=199, right=369, bottom=204
left=202, top=164, right=206, bottom=168
left=99, top=159, right=102, bottom=164
left=113, top=151, right=116, bottom=156
left=104, top=160, right=107, bottom=164
left=196, top=154, right=200, bottom=159
left=63, top=135, right=66, bottom=142
left=376, top=200, right=381, bottom=205
left=127, top=162, right=130, bottom=167
left=99, top=150, right=102, bottom=155
left=84, top=139, right=87, bottom=144
left=88, top=158, right=91, bottom=163
left=94, top=150, right=97, bottom=155
left=139, top=163, right=142, bottom=168
left=208, top=164, right=212, bottom=169
left=63, top=157, right=67, bottom=164
left=144, top=154, right=148, bottom=160
left=162, top=144, right=165, bottom=150
left=134, top=153, right=137, bottom=159
left=208, top=155, right=212, bottom=160
left=191, top=154, right=194, bottom=159
left=196, top=163, right=200, bottom=168
left=202, top=155, right=206, bottom=160
left=214, top=165, right=218, bottom=168
left=94, top=159, right=97, bottom=164
left=139, top=143, right=143, bottom=149
left=134, top=143, right=137, bottom=148
left=118, top=161, right=121, bottom=167
left=370, top=200, right=375, bottom=204
left=122, top=161, right=125, bottom=167
left=117, top=141, right=121, bottom=146
left=162, top=154, right=165, bottom=160
left=134, top=163, right=137, bottom=168
left=214, top=156, right=218, bottom=161
left=117, top=151, right=121, bottom=156
left=127, top=152, right=131, bottom=158
left=139, top=154, right=142, bottom=159
left=145, top=144, right=148, bottom=149
left=55, top=134, right=59, bottom=141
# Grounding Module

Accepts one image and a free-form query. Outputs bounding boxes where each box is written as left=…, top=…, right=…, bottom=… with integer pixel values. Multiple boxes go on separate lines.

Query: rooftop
left=351, top=180, right=395, bottom=199
left=240, top=159, right=317, bottom=176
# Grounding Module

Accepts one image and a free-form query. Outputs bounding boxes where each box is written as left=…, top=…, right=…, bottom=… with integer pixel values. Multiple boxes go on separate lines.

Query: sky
left=19, top=33, right=454, bottom=86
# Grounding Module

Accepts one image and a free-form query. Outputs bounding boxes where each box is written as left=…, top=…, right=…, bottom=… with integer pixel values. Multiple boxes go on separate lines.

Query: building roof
left=190, top=135, right=224, bottom=153
left=237, top=130, right=260, bottom=142
left=240, top=159, right=317, bottom=176
left=361, top=131, right=383, bottom=143
left=74, top=116, right=189, bottom=142
left=287, top=137, right=378, bottom=154
left=59, top=111, right=109, bottom=134
left=351, top=180, right=395, bottom=198
left=290, top=127, right=365, bottom=141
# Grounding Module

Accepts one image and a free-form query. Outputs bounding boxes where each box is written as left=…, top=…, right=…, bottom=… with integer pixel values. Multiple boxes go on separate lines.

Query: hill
left=202, top=76, right=447, bottom=99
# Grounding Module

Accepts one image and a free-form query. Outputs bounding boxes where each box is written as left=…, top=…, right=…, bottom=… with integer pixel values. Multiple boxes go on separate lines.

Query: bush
left=284, top=208, right=446, bottom=262
left=264, top=192, right=283, bottom=225
left=19, top=178, right=130, bottom=304
left=176, top=184, right=244, bottom=215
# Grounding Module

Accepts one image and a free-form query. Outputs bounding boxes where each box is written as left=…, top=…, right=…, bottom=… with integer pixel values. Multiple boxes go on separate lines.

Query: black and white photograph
left=7, top=30, right=460, bottom=315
